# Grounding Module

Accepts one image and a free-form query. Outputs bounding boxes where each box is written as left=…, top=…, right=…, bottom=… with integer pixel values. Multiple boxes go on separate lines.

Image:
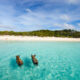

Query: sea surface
left=0, top=41, right=80, bottom=80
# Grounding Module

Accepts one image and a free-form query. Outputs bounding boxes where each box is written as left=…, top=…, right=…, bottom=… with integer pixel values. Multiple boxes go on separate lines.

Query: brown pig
left=16, top=55, right=23, bottom=66
left=31, top=55, right=38, bottom=65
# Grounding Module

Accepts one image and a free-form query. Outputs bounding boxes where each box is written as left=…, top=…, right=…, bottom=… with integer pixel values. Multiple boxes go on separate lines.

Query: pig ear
left=16, top=55, right=19, bottom=57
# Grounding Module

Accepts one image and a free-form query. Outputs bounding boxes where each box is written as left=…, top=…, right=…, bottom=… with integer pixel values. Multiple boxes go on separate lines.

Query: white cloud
left=0, top=5, right=16, bottom=26
left=64, top=23, right=75, bottom=29
left=0, top=25, right=13, bottom=29
left=77, top=23, right=80, bottom=26
left=0, top=0, right=80, bottom=31
left=17, top=9, right=70, bottom=26
left=66, top=0, right=79, bottom=4
left=26, top=8, right=32, bottom=13
left=14, top=8, right=77, bottom=31
left=54, top=23, right=75, bottom=29
left=60, top=14, right=70, bottom=21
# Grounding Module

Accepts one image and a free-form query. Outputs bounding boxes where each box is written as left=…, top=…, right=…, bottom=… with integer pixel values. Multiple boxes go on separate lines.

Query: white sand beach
left=0, top=35, right=80, bottom=41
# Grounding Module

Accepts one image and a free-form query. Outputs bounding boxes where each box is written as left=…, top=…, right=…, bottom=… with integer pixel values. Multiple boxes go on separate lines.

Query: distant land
left=0, top=29, right=80, bottom=38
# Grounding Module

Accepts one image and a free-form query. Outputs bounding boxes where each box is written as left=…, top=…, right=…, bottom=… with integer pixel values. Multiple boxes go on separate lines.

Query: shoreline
left=0, top=35, right=80, bottom=42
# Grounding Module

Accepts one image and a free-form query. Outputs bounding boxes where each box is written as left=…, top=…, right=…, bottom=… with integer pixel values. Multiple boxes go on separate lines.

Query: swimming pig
left=31, top=55, right=38, bottom=65
left=16, top=55, right=23, bottom=66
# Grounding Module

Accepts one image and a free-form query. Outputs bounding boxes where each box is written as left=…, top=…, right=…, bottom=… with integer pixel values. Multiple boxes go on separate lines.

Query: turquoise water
left=0, top=41, right=80, bottom=80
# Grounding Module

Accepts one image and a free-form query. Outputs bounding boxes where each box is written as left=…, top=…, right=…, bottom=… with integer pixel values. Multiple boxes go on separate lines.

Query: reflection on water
left=24, top=57, right=32, bottom=67
left=10, top=58, right=18, bottom=69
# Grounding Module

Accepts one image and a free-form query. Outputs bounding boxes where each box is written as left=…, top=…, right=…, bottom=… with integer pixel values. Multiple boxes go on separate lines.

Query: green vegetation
left=0, top=29, right=80, bottom=38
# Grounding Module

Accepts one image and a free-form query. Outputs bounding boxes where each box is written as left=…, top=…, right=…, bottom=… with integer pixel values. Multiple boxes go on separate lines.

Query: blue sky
left=0, top=0, right=80, bottom=31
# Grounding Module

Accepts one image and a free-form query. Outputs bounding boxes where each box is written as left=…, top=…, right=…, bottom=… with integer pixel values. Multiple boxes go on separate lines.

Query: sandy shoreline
left=0, top=35, right=80, bottom=41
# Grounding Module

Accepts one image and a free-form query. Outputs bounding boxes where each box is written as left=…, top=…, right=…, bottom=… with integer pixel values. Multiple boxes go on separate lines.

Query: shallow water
left=0, top=41, right=80, bottom=80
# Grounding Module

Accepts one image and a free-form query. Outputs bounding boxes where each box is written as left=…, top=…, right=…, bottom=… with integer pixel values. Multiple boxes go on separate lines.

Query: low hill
left=0, top=29, right=80, bottom=38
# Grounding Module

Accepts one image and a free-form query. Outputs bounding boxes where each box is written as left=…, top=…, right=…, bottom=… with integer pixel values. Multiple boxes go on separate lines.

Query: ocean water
left=0, top=41, right=80, bottom=80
